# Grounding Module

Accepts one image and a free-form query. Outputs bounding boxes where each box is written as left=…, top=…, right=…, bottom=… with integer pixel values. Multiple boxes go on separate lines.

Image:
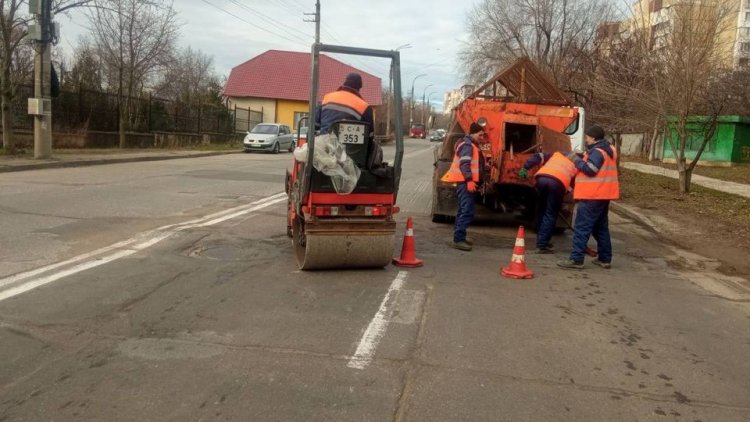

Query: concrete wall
left=663, top=119, right=735, bottom=163
left=620, top=133, right=644, bottom=156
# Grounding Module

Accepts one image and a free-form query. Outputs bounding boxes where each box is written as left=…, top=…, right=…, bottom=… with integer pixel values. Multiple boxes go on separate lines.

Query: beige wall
left=227, top=97, right=276, bottom=123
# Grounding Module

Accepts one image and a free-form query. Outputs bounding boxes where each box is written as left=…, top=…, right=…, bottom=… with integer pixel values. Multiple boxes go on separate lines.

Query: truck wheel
left=431, top=213, right=451, bottom=224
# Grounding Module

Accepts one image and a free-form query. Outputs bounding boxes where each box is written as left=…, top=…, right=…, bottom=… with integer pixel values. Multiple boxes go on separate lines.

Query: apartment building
left=627, top=0, right=750, bottom=69
left=443, top=85, right=475, bottom=113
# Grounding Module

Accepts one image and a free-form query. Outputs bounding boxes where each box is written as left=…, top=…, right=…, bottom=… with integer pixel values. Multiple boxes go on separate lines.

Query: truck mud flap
left=431, top=160, right=457, bottom=223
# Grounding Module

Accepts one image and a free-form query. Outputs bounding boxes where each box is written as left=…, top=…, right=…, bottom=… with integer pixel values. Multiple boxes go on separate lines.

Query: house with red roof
left=224, top=50, right=382, bottom=130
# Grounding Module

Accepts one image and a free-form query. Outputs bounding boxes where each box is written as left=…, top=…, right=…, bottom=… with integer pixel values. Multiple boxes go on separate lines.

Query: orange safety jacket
left=321, top=90, right=369, bottom=120
left=441, top=138, right=480, bottom=183
left=574, top=147, right=620, bottom=200
left=535, top=152, right=578, bottom=191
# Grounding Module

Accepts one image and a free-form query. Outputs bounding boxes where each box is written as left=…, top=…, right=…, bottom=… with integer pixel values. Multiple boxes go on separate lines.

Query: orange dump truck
left=431, top=58, right=583, bottom=227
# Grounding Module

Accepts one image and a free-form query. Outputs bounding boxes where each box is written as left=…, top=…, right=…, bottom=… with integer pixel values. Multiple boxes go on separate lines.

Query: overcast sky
left=57, top=0, right=481, bottom=109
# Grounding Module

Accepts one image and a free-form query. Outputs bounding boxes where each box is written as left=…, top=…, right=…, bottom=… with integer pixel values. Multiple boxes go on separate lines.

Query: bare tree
left=592, top=0, right=737, bottom=193
left=459, top=0, right=615, bottom=87
left=89, top=0, right=179, bottom=148
left=63, top=39, right=103, bottom=91
left=154, top=47, right=217, bottom=105
left=1, top=0, right=91, bottom=153
left=1, top=0, right=29, bottom=153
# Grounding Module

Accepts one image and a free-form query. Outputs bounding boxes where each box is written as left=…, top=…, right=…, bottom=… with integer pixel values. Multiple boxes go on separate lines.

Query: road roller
left=286, top=43, right=404, bottom=270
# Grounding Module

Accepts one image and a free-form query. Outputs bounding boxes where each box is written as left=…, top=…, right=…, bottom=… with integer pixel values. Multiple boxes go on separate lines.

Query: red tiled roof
left=224, top=50, right=382, bottom=105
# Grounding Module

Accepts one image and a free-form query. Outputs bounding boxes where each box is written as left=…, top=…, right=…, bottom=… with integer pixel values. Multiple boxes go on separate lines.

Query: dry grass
left=619, top=168, right=750, bottom=273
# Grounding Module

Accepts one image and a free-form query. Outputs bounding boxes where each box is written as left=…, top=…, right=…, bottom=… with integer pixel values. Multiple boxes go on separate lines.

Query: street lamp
left=409, top=73, right=427, bottom=129
left=426, top=92, right=438, bottom=127
left=420, top=84, right=433, bottom=125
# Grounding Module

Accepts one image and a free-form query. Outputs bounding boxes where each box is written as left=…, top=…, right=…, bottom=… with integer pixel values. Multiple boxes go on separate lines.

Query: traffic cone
left=393, top=217, right=424, bottom=268
left=501, top=226, right=534, bottom=279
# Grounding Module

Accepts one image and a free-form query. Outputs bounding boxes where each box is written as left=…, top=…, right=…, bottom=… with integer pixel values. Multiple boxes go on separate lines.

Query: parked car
left=429, top=129, right=446, bottom=142
left=243, top=123, right=295, bottom=153
left=409, top=124, right=426, bottom=139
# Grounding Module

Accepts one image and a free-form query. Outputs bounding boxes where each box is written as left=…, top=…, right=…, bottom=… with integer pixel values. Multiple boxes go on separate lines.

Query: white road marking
left=347, top=271, right=409, bottom=370
left=0, top=192, right=287, bottom=302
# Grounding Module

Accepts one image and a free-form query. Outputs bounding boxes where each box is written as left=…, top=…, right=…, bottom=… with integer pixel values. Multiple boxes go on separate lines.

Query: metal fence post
left=197, top=102, right=202, bottom=133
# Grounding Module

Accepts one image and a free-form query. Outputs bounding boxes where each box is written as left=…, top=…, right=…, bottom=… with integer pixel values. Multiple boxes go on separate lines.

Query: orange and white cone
left=393, top=217, right=424, bottom=268
left=501, top=226, right=534, bottom=279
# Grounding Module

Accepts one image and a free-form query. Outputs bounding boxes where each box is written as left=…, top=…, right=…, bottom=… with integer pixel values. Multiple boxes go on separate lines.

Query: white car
left=243, top=123, right=295, bottom=153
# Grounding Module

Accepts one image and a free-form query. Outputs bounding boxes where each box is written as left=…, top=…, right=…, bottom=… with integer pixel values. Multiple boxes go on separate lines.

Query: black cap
left=469, top=122, right=484, bottom=135
left=585, top=125, right=605, bottom=140
left=343, top=73, right=363, bottom=90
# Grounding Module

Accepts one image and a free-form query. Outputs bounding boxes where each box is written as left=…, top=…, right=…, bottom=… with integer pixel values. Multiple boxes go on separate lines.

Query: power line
left=201, top=0, right=308, bottom=47
left=272, top=0, right=306, bottom=14
left=226, top=0, right=313, bottom=43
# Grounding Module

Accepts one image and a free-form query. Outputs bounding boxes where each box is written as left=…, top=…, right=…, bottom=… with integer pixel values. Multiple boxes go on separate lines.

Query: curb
left=610, top=202, right=662, bottom=235
left=0, top=151, right=240, bottom=173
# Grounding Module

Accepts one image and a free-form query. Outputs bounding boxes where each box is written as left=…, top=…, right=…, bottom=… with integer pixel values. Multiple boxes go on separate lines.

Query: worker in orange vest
left=441, top=122, right=486, bottom=251
left=317, top=73, right=374, bottom=135
left=519, top=149, right=578, bottom=254
left=558, top=125, right=619, bottom=270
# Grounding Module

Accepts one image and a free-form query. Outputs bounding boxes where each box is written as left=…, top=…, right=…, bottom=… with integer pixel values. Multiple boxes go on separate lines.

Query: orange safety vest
left=321, top=90, right=369, bottom=120
left=535, top=152, right=578, bottom=191
left=441, top=138, right=480, bottom=183
left=574, top=147, right=620, bottom=200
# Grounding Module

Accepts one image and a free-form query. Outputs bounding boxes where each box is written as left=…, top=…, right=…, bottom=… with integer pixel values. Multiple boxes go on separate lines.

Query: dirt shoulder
left=625, top=156, right=750, bottom=185
left=618, top=168, right=750, bottom=276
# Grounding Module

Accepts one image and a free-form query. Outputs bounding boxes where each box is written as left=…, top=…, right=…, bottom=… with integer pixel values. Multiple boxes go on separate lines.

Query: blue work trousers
left=535, top=176, right=565, bottom=248
left=454, top=183, right=476, bottom=242
left=570, top=200, right=612, bottom=264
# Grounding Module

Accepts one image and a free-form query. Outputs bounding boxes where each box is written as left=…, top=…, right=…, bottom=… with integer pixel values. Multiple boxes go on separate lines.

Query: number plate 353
left=338, top=123, right=365, bottom=144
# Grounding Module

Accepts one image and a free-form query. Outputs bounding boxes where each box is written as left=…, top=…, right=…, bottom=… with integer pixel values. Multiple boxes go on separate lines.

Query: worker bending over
left=520, top=149, right=577, bottom=254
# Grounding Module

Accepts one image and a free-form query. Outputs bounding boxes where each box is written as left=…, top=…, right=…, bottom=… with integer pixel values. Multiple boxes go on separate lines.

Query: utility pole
left=30, top=0, right=54, bottom=159
left=304, top=0, right=321, bottom=44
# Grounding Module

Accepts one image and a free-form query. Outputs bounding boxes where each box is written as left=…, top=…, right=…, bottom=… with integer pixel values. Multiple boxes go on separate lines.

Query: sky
left=56, top=0, right=481, bottom=111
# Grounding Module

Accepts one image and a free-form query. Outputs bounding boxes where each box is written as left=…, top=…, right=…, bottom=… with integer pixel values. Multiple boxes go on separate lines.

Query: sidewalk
left=0, top=150, right=239, bottom=173
left=621, top=162, right=750, bottom=199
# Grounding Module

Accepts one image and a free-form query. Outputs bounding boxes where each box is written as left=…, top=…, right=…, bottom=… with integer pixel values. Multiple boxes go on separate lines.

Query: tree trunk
left=1, top=90, right=15, bottom=154
left=1, top=66, right=16, bottom=154
left=676, top=158, right=691, bottom=194
left=648, top=122, right=660, bottom=162
left=119, top=109, right=127, bottom=148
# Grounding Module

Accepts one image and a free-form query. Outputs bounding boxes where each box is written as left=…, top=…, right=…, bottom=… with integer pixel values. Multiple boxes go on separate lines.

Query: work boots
left=557, top=259, right=584, bottom=270
left=452, top=240, right=472, bottom=251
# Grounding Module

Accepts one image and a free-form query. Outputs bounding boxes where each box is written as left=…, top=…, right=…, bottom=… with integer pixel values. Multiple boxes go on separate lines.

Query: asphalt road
left=1, top=139, right=749, bottom=421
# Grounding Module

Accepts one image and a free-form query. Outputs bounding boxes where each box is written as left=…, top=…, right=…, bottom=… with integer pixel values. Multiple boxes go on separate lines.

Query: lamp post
left=386, top=44, right=412, bottom=138
left=426, top=92, right=438, bottom=127
left=420, top=84, right=433, bottom=125
left=409, top=73, right=427, bottom=130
